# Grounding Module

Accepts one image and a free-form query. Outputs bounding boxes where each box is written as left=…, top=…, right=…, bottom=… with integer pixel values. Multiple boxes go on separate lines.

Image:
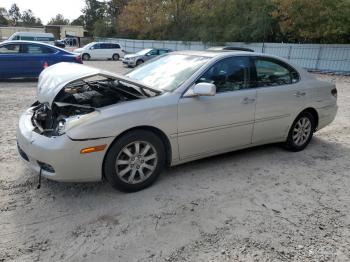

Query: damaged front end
left=31, top=63, right=160, bottom=137
left=32, top=73, right=158, bottom=137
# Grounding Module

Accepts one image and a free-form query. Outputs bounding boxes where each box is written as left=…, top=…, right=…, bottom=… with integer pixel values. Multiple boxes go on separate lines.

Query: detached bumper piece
left=37, top=161, right=55, bottom=173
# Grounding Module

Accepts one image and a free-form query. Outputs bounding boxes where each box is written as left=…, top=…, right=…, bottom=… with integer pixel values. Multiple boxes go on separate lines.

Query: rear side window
left=22, top=44, right=55, bottom=54
left=197, top=56, right=251, bottom=92
left=255, top=58, right=299, bottom=87
left=111, top=44, right=120, bottom=49
left=0, top=44, right=21, bottom=54
left=159, top=49, right=169, bottom=55
left=100, top=43, right=109, bottom=49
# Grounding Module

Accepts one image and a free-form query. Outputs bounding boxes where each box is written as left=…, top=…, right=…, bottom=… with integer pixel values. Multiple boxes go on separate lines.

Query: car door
left=111, top=43, right=122, bottom=56
left=0, top=43, right=22, bottom=78
left=252, top=57, right=305, bottom=144
left=21, top=44, right=56, bottom=77
left=177, top=56, right=256, bottom=159
left=89, top=43, right=102, bottom=59
left=99, top=43, right=111, bottom=59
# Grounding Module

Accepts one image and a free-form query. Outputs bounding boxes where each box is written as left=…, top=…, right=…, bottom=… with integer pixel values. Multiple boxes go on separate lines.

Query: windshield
left=83, top=42, right=94, bottom=48
left=135, top=49, right=152, bottom=55
left=126, top=54, right=210, bottom=92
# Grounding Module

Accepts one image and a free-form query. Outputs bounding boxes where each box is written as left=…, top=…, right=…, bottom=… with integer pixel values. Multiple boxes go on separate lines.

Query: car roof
left=0, top=40, right=71, bottom=53
left=10, top=32, right=54, bottom=36
left=2, top=40, right=56, bottom=47
left=172, top=50, right=258, bottom=58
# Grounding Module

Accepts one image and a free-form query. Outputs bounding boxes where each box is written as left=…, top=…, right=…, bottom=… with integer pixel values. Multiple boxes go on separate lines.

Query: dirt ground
left=0, top=61, right=349, bottom=262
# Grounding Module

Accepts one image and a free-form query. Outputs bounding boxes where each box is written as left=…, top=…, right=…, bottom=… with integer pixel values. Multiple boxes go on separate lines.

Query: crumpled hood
left=38, top=63, right=112, bottom=108
left=37, top=62, right=153, bottom=108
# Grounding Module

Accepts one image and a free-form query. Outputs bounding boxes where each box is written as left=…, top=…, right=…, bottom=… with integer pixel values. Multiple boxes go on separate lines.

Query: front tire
left=136, top=59, right=144, bottom=66
left=104, top=130, right=165, bottom=192
left=285, top=112, right=315, bottom=152
left=82, top=53, right=90, bottom=61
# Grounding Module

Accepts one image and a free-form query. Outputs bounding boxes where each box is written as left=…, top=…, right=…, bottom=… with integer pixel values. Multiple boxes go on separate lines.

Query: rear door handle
left=242, top=97, right=256, bottom=104
left=294, top=91, right=306, bottom=97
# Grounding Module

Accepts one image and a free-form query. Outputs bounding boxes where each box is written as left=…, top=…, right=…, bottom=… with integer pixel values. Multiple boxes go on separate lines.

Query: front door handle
left=242, top=97, right=256, bottom=104
left=294, top=91, right=306, bottom=97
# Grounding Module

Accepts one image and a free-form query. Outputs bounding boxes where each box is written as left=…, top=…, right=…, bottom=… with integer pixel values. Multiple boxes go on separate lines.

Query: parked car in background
left=8, top=32, right=55, bottom=45
left=54, top=40, right=66, bottom=48
left=62, top=37, right=78, bottom=47
left=0, top=41, right=82, bottom=78
left=17, top=51, right=337, bottom=192
left=74, top=42, right=125, bottom=61
left=123, top=48, right=172, bottom=67
left=207, top=46, right=254, bottom=52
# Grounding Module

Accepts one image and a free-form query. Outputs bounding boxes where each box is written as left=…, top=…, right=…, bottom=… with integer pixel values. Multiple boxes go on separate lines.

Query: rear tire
left=112, top=53, right=120, bottom=61
left=104, top=130, right=165, bottom=192
left=285, top=112, right=315, bottom=152
left=82, top=53, right=90, bottom=61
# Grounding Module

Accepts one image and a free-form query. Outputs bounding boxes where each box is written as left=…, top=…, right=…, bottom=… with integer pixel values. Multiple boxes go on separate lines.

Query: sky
left=1, top=0, right=86, bottom=24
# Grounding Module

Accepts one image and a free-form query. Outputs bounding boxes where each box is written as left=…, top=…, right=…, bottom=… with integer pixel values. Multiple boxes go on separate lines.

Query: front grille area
left=37, top=161, right=55, bottom=173
left=17, top=143, right=29, bottom=162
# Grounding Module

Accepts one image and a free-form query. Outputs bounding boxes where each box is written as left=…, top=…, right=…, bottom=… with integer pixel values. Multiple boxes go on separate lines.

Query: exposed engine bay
left=32, top=77, right=153, bottom=137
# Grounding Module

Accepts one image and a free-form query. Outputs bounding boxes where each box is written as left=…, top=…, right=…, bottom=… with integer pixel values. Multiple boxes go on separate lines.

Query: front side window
left=92, top=44, right=100, bottom=49
left=197, top=57, right=250, bottom=92
left=255, top=58, right=299, bottom=87
left=0, top=44, right=20, bottom=54
left=126, top=54, right=210, bottom=92
left=148, top=49, right=158, bottom=56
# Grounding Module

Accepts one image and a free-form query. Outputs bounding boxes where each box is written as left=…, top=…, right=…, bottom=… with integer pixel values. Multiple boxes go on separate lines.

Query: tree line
left=1, top=0, right=349, bottom=44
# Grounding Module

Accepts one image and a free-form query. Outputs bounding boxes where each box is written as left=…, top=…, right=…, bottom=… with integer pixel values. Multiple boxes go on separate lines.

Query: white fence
left=97, top=38, right=350, bottom=74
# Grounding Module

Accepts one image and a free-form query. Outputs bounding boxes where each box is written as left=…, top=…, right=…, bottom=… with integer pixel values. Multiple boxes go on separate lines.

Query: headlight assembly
left=55, top=111, right=99, bottom=136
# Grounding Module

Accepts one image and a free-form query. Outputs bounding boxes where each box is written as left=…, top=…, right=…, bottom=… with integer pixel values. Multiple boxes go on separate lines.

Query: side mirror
left=184, top=82, right=216, bottom=97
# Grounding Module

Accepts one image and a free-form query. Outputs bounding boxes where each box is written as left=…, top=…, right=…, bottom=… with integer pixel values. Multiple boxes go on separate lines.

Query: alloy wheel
left=115, top=141, right=158, bottom=184
left=292, top=117, right=312, bottom=146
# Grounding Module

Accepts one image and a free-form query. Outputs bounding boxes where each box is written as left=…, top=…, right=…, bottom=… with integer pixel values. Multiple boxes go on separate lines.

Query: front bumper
left=17, top=108, right=114, bottom=182
left=122, top=58, right=136, bottom=67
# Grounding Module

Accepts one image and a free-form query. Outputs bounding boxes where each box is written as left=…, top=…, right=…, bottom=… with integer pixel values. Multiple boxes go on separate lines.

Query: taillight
left=331, top=87, right=337, bottom=98
left=75, top=55, right=82, bottom=63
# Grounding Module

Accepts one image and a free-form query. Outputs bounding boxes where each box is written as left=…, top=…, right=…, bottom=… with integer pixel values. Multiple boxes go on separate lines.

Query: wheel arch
left=102, top=125, right=172, bottom=179
left=296, top=107, right=319, bottom=131
left=82, top=53, right=90, bottom=60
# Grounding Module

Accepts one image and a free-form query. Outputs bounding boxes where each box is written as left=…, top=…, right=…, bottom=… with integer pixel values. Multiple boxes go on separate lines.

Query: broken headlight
left=55, top=111, right=99, bottom=136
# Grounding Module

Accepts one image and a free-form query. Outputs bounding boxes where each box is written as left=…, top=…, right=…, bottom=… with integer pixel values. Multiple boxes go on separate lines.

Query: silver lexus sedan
left=17, top=51, right=338, bottom=191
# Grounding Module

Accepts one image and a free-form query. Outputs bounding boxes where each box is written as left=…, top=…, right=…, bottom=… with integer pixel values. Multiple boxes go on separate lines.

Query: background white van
left=8, top=32, right=55, bottom=45
left=74, top=42, right=125, bottom=61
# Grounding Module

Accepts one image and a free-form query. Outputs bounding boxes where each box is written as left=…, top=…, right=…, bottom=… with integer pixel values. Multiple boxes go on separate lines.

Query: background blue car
left=0, top=41, right=82, bottom=79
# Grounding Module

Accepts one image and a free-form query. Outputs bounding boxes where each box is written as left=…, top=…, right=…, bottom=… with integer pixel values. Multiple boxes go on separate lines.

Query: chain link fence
left=96, top=38, right=350, bottom=74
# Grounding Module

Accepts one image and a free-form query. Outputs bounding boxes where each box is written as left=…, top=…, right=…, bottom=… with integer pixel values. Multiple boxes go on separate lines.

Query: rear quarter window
left=111, top=44, right=120, bottom=49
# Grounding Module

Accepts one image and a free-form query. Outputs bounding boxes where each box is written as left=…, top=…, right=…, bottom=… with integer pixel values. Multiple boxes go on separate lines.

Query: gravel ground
left=0, top=61, right=349, bottom=262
